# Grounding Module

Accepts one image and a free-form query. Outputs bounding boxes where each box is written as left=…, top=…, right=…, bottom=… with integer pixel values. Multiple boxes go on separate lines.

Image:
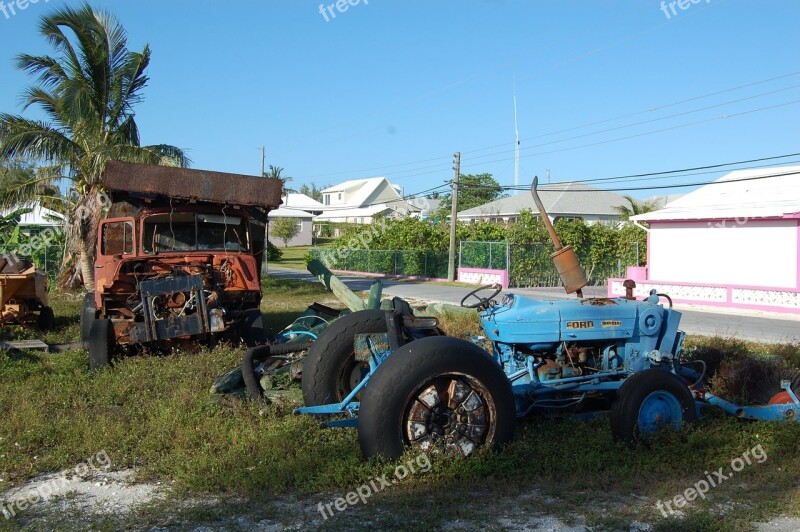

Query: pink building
left=608, top=166, right=800, bottom=314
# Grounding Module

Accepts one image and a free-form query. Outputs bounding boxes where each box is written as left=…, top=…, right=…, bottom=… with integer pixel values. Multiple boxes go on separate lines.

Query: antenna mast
left=513, top=80, right=520, bottom=194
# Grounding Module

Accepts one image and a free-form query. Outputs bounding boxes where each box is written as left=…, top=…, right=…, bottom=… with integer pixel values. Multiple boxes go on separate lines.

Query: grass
left=273, top=245, right=313, bottom=270
left=1, top=282, right=799, bottom=529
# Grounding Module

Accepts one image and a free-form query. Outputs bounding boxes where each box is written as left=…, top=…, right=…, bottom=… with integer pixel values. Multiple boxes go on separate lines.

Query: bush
left=267, top=241, right=282, bottom=261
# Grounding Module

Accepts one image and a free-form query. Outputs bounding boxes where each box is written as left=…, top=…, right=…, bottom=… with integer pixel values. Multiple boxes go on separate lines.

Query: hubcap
left=638, top=391, right=683, bottom=435
left=404, top=375, right=492, bottom=456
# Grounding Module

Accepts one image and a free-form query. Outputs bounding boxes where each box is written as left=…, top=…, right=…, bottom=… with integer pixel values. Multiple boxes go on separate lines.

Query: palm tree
left=0, top=3, right=189, bottom=289
left=264, top=165, right=296, bottom=194
left=613, top=195, right=659, bottom=221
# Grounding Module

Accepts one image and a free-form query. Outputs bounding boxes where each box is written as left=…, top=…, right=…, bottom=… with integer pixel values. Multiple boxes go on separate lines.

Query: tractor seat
left=392, top=297, right=444, bottom=340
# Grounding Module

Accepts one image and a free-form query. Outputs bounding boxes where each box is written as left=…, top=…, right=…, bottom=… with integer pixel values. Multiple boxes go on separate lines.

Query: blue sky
left=1, top=0, right=798, bottom=199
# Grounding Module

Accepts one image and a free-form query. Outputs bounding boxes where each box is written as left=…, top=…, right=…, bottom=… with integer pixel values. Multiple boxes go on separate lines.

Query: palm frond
left=0, top=114, right=80, bottom=166
left=141, top=144, right=192, bottom=168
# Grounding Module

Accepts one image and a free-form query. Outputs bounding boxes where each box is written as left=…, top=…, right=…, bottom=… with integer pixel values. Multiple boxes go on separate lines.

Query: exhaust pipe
left=530, top=176, right=588, bottom=298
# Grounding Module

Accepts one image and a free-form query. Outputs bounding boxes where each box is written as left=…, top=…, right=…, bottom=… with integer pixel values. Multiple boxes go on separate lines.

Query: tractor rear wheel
left=611, top=369, right=696, bottom=445
left=357, top=336, right=516, bottom=460
left=301, top=309, right=386, bottom=406
left=88, top=319, right=115, bottom=370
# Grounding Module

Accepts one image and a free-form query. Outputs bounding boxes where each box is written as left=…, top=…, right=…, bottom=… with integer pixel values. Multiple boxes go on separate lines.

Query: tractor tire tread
left=357, top=336, right=516, bottom=460
left=301, top=309, right=387, bottom=406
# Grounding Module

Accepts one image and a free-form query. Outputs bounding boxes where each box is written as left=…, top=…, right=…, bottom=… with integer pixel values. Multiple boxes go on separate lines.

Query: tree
left=613, top=195, right=659, bottom=221
left=271, top=217, right=300, bottom=247
left=439, top=173, right=506, bottom=216
left=0, top=3, right=189, bottom=289
left=264, top=165, right=297, bottom=194
left=299, top=183, right=324, bottom=203
left=1, top=158, right=61, bottom=213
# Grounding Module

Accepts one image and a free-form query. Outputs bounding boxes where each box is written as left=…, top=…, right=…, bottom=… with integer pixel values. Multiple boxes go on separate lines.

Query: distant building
left=609, top=166, right=800, bottom=314
left=408, top=197, right=442, bottom=220
left=1, top=201, right=64, bottom=236
left=267, top=193, right=324, bottom=247
left=456, top=182, right=628, bottom=224
left=315, top=177, right=420, bottom=224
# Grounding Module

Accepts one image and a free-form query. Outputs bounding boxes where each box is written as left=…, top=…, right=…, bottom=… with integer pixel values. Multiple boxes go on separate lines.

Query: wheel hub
left=405, top=376, right=490, bottom=456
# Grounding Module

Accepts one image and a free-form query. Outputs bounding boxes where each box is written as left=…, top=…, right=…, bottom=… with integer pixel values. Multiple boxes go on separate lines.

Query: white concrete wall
left=648, top=220, right=798, bottom=289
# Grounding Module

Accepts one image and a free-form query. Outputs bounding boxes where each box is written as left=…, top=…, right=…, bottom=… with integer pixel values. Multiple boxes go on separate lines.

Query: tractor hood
left=481, top=294, right=640, bottom=348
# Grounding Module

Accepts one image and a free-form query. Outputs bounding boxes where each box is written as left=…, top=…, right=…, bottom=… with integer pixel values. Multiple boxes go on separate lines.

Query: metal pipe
left=530, top=176, right=563, bottom=249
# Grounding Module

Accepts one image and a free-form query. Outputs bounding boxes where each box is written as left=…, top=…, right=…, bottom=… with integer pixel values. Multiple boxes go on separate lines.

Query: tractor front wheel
left=357, top=336, right=516, bottom=460
left=611, top=369, right=696, bottom=445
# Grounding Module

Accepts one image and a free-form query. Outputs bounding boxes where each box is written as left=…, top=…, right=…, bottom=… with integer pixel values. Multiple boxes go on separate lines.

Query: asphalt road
left=267, top=266, right=800, bottom=344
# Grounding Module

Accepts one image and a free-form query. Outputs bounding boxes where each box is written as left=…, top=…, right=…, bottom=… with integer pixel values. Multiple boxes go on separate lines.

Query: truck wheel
left=301, top=309, right=387, bottom=406
left=611, top=369, right=696, bottom=445
left=37, top=306, right=55, bottom=331
left=80, top=292, right=96, bottom=350
left=240, top=308, right=267, bottom=346
left=358, top=336, right=516, bottom=460
left=88, top=319, right=115, bottom=370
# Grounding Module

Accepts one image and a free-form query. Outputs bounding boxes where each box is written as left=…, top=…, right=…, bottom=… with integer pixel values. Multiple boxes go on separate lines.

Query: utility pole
left=261, top=146, right=266, bottom=176
left=447, top=152, right=461, bottom=282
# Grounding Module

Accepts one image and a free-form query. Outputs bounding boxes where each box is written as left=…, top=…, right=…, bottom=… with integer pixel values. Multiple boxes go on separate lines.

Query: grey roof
left=457, top=182, right=627, bottom=218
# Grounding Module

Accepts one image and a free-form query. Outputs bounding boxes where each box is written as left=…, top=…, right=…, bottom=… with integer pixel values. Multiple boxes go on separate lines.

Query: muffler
left=530, top=176, right=588, bottom=297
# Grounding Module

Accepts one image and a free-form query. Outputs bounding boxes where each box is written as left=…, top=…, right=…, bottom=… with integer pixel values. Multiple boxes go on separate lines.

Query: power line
left=458, top=100, right=800, bottom=170
left=291, top=71, right=800, bottom=182
left=461, top=84, right=800, bottom=163
left=461, top=71, right=800, bottom=156
left=487, top=169, right=800, bottom=194
left=449, top=153, right=800, bottom=191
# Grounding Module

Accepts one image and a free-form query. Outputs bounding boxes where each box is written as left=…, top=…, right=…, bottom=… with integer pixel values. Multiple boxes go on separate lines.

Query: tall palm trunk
left=64, top=187, right=104, bottom=290
left=78, top=239, right=94, bottom=290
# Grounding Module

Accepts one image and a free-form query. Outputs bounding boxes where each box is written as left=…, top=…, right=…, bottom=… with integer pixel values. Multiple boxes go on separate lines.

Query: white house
left=315, top=177, right=420, bottom=224
left=267, top=193, right=324, bottom=247
left=456, top=182, right=628, bottom=224
left=608, top=166, right=800, bottom=314
left=1, top=201, right=64, bottom=236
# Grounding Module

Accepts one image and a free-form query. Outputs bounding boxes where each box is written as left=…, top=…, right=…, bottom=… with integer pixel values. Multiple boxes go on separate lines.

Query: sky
left=0, top=0, right=798, bottom=200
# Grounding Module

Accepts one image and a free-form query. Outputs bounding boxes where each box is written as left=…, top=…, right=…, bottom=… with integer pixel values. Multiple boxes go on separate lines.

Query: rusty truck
left=81, top=161, right=283, bottom=369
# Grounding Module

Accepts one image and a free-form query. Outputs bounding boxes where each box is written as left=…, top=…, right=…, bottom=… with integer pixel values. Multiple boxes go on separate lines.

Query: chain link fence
left=459, top=241, right=508, bottom=270
left=460, top=241, right=640, bottom=288
left=309, top=240, right=640, bottom=287
left=1, top=245, right=64, bottom=282
left=310, top=248, right=449, bottom=279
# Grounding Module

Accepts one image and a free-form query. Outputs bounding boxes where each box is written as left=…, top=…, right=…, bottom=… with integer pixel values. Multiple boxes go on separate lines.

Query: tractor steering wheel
left=460, top=283, right=503, bottom=309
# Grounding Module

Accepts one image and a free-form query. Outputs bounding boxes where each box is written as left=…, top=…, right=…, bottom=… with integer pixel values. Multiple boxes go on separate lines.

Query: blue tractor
left=295, top=179, right=800, bottom=459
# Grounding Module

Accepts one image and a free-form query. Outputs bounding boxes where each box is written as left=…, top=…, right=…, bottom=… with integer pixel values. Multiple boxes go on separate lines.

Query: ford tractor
left=291, top=178, right=800, bottom=459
